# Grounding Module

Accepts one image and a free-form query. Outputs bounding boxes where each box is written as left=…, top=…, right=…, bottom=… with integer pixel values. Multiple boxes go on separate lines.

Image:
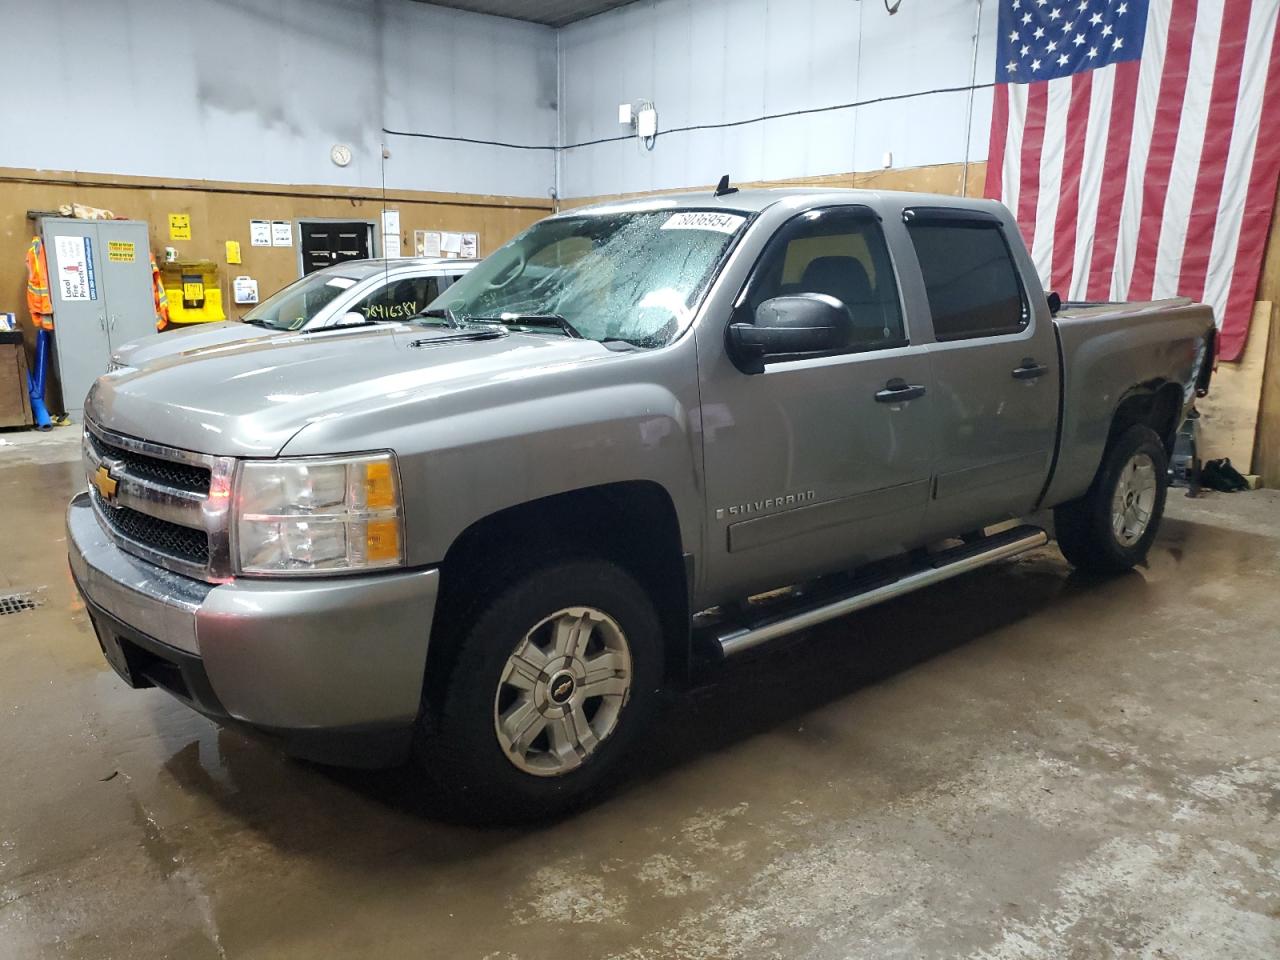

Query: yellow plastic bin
left=160, top=260, right=226, bottom=326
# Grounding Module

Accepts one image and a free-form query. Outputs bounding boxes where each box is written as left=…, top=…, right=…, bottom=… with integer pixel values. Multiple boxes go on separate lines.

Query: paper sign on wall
left=107, top=240, right=135, bottom=263
left=53, top=235, right=96, bottom=301
left=382, top=210, right=401, bottom=258
left=415, top=230, right=442, bottom=258
left=233, top=276, right=259, bottom=304
left=271, top=221, right=293, bottom=247
left=225, top=240, right=242, bottom=265
left=440, top=232, right=462, bottom=256
left=250, top=220, right=272, bottom=246
left=168, top=213, right=191, bottom=240
left=460, top=233, right=478, bottom=258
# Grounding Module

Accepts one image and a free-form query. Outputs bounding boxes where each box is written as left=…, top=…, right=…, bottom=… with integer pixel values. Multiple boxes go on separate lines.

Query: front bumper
left=67, top=493, right=440, bottom=767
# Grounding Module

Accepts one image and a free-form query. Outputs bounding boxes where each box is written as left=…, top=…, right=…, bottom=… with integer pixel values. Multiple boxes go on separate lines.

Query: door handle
left=108, top=313, right=117, bottom=331
left=874, top=378, right=927, bottom=403
left=1012, top=358, right=1049, bottom=380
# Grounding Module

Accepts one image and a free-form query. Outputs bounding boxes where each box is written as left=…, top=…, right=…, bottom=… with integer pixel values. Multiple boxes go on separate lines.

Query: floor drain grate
left=0, top=593, right=40, bottom=616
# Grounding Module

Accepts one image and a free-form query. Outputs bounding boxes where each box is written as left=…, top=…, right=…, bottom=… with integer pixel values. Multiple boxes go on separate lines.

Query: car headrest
left=799, top=256, right=874, bottom=309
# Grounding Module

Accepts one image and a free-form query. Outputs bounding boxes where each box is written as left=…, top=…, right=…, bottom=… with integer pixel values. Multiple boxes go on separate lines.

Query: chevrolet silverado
left=69, top=188, right=1215, bottom=818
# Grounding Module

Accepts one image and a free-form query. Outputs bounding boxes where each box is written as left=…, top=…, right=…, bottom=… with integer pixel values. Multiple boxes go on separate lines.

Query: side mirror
left=1047, top=291, right=1062, bottom=315
left=726, top=294, right=850, bottom=374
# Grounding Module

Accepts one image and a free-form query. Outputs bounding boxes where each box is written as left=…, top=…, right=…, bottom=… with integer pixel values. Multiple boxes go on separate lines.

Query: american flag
left=984, top=0, right=1280, bottom=361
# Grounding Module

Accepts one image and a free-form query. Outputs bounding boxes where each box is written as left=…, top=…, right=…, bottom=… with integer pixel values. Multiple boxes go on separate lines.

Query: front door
left=42, top=219, right=111, bottom=420
left=698, top=206, right=936, bottom=603
left=901, top=208, right=1060, bottom=539
left=299, top=221, right=373, bottom=274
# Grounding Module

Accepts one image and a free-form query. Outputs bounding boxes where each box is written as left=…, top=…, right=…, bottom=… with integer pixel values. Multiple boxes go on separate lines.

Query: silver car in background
left=111, top=257, right=478, bottom=370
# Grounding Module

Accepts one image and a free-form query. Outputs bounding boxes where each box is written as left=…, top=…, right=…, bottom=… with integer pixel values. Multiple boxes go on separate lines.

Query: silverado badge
left=92, top=464, right=119, bottom=502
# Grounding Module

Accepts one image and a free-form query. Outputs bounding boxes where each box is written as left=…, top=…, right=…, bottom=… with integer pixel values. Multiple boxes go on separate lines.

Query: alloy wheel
left=1111, top=452, right=1158, bottom=547
left=493, top=606, right=632, bottom=776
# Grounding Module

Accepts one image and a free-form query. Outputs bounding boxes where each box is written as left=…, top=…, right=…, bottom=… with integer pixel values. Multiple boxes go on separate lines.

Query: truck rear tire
left=415, top=558, right=663, bottom=821
left=1055, top=424, right=1169, bottom=574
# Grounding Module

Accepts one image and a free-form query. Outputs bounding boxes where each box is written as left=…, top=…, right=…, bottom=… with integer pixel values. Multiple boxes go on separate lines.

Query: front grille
left=88, top=431, right=210, bottom=494
left=92, top=490, right=210, bottom=566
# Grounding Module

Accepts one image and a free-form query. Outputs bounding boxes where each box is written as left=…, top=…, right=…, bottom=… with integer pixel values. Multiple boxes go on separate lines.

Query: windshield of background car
left=242, top=271, right=369, bottom=331
left=425, top=209, right=749, bottom=347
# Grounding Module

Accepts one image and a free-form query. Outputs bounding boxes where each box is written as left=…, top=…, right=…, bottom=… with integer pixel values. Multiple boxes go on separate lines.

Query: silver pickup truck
left=68, top=188, right=1214, bottom=818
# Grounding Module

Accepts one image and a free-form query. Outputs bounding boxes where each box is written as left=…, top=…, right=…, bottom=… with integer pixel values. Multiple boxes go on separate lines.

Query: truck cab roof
left=562, top=186, right=1009, bottom=220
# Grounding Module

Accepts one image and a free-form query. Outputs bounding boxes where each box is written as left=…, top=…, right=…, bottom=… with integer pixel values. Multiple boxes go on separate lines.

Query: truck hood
left=87, top=326, right=620, bottom=457
left=111, top=319, right=403, bottom=368
left=113, top=321, right=270, bottom=366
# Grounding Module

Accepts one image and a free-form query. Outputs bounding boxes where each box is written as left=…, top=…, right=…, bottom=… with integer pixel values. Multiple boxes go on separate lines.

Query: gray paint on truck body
left=72, top=188, right=1214, bottom=758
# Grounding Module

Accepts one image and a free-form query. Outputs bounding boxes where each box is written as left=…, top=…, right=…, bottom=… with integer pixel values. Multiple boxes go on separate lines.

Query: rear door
left=698, top=205, right=936, bottom=600
left=902, top=208, right=1059, bottom=539
left=299, top=221, right=373, bottom=274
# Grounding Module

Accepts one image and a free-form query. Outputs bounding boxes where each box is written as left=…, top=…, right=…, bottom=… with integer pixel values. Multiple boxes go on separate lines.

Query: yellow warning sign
left=182, top=281, right=205, bottom=303
left=107, top=240, right=135, bottom=263
left=168, top=213, right=191, bottom=241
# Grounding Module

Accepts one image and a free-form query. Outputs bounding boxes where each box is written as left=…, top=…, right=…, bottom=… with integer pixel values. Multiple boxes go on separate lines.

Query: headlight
left=234, top=453, right=404, bottom=575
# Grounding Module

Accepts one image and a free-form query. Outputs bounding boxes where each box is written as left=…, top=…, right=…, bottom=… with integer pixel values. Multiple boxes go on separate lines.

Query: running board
left=714, top=525, right=1049, bottom=658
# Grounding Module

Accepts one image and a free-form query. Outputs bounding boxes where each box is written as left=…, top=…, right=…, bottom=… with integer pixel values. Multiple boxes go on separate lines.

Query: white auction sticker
left=661, top=211, right=746, bottom=234
left=325, top=277, right=357, bottom=289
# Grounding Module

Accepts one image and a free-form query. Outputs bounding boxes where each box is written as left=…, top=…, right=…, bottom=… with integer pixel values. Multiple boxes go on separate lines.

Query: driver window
left=743, top=208, right=906, bottom=351
left=349, top=276, right=438, bottom=321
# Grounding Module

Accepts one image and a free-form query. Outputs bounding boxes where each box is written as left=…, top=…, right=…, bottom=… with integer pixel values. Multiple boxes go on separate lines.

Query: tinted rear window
left=906, top=221, right=1027, bottom=340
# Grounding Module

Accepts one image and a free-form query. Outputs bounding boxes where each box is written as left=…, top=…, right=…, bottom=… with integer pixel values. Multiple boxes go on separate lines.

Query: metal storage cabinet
left=40, top=217, right=156, bottom=421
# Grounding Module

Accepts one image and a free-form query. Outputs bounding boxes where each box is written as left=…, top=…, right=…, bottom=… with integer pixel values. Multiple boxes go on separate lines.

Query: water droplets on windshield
left=426, top=210, right=746, bottom=349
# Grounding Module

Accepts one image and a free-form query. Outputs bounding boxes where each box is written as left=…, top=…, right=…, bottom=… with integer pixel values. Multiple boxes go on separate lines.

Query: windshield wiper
left=416, top=306, right=463, bottom=329
left=465, top=314, right=584, bottom=339
left=241, top=317, right=273, bottom=328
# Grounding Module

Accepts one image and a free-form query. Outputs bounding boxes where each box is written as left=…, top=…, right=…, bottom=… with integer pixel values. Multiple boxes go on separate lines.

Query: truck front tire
left=416, top=558, right=663, bottom=821
left=1055, top=424, right=1169, bottom=574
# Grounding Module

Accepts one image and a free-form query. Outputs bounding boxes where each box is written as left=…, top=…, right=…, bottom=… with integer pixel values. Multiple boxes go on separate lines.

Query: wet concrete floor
left=1, top=444, right=1278, bottom=958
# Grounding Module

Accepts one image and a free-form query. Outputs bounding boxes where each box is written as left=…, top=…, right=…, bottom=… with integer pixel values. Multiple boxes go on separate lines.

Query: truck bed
left=1041, top=296, right=1215, bottom=510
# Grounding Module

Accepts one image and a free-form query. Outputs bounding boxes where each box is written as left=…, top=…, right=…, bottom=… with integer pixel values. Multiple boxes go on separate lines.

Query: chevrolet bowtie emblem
left=92, top=464, right=119, bottom=501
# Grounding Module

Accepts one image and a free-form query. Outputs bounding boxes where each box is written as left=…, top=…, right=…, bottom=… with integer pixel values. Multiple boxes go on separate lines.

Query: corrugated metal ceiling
left=413, top=0, right=639, bottom=27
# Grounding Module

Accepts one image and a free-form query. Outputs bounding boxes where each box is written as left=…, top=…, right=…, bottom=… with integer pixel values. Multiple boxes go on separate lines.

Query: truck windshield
left=241, top=272, right=365, bottom=331
left=425, top=208, right=748, bottom=348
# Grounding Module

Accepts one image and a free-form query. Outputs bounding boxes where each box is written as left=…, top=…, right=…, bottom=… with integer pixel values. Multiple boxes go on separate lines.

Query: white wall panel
left=1, top=0, right=996, bottom=201
left=558, top=0, right=996, bottom=198
left=0, top=0, right=557, bottom=198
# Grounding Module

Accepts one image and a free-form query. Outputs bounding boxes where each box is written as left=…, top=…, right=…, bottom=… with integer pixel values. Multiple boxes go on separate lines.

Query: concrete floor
left=2, top=433, right=1278, bottom=959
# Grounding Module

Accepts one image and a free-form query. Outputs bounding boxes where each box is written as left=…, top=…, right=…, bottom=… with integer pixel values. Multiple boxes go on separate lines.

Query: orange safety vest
left=25, top=236, right=54, bottom=330
left=151, top=253, right=170, bottom=331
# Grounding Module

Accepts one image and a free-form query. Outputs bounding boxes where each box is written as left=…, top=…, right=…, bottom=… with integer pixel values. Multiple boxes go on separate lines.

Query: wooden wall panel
left=1256, top=178, right=1280, bottom=484
left=1256, top=306, right=1280, bottom=486
left=0, top=167, right=552, bottom=412
left=558, top=161, right=988, bottom=210
left=1199, top=302, right=1274, bottom=470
